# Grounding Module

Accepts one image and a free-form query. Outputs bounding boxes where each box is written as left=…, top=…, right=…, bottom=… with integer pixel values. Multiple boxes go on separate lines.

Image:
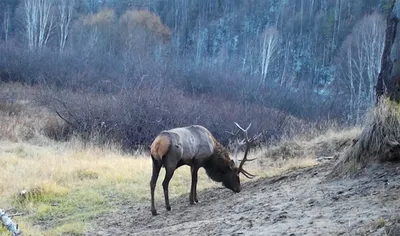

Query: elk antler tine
left=241, top=169, right=257, bottom=179
left=253, top=133, right=262, bottom=141
left=241, top=168, right=256, bottom=176
left=244, top=123, right=252, bottom=132
left=234, top=122, right=252, bottom=133
left=234, top=122, right=243, bottom=131
left=225, top=130, right=240, bottom=136
left=234, top=122, right=247, bottom=132
left=238, top=138, right=246, bottom=145
left=238, top=158, right=257, bottom=162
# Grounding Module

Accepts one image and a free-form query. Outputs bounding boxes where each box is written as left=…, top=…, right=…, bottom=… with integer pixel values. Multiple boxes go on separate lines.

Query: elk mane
left=203, top=142, right=234, bottom=182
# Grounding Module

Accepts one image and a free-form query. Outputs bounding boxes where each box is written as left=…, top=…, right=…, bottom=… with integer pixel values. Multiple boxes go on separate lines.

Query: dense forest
left=0, top=0, right=393, bottom=148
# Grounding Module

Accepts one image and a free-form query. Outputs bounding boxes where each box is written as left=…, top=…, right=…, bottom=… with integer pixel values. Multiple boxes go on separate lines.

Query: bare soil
left=86, top=161, right=400, bottom=236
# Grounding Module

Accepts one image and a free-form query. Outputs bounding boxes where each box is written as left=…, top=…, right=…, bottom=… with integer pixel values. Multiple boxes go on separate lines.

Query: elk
left=149, top=123, right=260, bottom=216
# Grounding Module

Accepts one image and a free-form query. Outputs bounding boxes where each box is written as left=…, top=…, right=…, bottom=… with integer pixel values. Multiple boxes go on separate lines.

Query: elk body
left=149, top=124, right=258, bottom=216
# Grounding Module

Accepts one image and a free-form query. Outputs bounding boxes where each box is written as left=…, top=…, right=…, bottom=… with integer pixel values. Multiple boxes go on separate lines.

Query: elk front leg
left=190, top=165, right=200, bottom=204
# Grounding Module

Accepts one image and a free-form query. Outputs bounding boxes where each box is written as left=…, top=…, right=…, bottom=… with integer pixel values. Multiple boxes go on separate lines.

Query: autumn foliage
left=120, top=10, right=172, bottom=43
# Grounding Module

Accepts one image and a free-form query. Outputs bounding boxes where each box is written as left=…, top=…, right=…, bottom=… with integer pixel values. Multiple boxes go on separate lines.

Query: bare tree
left=241, top=39, right=257, bottom=75
left=24, top=0, right=37, bottom=49
left=2, top=8, right=10, bottom=42
left=336, top=13, right=385, bottom=124
left=58, top=0, right=74, bottom=52
left=260, top=27, right=279, bottom=85
left=24, top=0, right=55, bottom=50
left=279, top=40, right=291, bottom=87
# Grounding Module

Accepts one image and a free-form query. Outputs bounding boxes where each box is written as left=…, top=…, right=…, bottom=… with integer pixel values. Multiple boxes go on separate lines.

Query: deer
left=149, top=122, right=260, bottom=216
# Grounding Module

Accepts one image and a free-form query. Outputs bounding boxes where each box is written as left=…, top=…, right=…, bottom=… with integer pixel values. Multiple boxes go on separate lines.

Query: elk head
left=223, top=122, right=261, bottom=192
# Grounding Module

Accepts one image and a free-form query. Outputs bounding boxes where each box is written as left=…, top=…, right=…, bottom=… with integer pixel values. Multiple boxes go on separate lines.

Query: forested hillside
left=0, top=0, right=390, bottom=147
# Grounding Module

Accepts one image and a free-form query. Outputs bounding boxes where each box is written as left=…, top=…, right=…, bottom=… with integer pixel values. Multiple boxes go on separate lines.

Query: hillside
left=87, top=161, right=400, bottom=236
left=2, top=85, right=400, bottom=235
left=0, top=0, right=391, bottom=133
left=3, top=107, right=400, bottom=235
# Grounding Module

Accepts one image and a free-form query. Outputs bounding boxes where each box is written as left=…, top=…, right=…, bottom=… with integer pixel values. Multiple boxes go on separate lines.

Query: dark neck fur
left=203, top=142, right=234, bottom=182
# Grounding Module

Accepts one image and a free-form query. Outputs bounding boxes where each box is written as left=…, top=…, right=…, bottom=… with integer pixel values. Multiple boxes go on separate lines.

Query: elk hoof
left=151, top=210, right=158, bottom=216
left=195, top=199, right=199, bottom=203
left=166, top=206, right=171, bottom=211
left=189, top=201, right=197, bottom=205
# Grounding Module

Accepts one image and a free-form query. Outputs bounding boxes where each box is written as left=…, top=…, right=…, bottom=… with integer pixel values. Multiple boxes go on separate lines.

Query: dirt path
left=87, top=161, right=400, bottom=236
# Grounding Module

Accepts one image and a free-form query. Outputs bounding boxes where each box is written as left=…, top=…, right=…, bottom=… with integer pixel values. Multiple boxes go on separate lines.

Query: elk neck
left=203, top=142, right=235, bottom=182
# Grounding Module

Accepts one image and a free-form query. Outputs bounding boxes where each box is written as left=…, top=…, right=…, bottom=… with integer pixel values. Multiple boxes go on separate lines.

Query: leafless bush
left=37, top=84, right=304, bottom=150
left=0, top=84, right=71, bottom=142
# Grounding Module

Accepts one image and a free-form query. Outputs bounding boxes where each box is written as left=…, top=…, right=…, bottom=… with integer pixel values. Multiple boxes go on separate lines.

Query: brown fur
left=206, top=130, right=221, bottom=148
left=150, top=134, right=170, bottom=160
left=150, top=125, right=242, bottom=216
left=203, top=142, right=236, bottom=182
left=213, top=142, right=232, bottom=163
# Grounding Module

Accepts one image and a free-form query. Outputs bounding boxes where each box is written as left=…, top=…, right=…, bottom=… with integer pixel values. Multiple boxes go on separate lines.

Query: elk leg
left=150, top=157, right=162, bottom=216
left=162, top=167, right=175, bottom=211
left=190, top=165, right=200, bottom=204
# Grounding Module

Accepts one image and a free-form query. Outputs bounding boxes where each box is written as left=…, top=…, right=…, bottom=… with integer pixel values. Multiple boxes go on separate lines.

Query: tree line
left=0, top=0, right=392, bottom=148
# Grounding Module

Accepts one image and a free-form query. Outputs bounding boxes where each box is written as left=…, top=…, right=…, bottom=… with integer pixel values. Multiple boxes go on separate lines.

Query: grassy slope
left=0, top=140, right=217, bottom=235
left=0, top=84, right=360, bottom=235
left=0, top=138, right=320, bottom=235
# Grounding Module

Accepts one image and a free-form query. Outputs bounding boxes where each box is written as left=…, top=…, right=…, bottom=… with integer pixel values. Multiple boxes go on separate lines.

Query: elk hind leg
left=150, top=156, right=162, bottom=216
left=162, top=161, right=177, bottom=211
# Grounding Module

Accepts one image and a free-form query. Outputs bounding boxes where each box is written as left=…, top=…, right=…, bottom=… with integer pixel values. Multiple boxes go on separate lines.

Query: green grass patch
left=8, top=185, right=119, bottom=235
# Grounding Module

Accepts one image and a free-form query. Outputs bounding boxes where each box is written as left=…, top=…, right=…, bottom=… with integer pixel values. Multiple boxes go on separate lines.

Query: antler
left=234, top=122, right=261, bottom=179
left=226, top=129, right=244, bottom=166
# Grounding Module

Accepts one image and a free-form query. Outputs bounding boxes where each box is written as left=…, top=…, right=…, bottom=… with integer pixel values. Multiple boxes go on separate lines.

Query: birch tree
left=336, top=13, right=385, bottom=124
left=260, top=27, right=279, bottom=85
left=2, top=9, right=10, bottom=42
left=58, top=0, right=74, bottom=52
left=356, top=13, right=385, bottom=105
left=24, top=0, right=55, bottom=50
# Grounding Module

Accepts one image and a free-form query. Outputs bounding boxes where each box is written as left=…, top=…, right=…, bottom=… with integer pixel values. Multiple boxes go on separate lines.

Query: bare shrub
left=38, top=84, right=304, bottom=150
left=0, top=84, right=71, bottom=142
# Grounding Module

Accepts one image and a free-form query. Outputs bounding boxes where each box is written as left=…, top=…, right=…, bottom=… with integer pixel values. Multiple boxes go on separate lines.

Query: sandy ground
left=86, top=160, right=400, bottom=236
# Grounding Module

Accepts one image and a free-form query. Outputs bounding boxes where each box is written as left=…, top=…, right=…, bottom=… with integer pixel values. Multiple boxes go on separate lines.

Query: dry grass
left=0, top=135, right=322, bottom=235
left=0, top=139, right=218, bottom=235
left=256, top=125, right=361, bottom=162
left=329, top=99, right=400, bottom=178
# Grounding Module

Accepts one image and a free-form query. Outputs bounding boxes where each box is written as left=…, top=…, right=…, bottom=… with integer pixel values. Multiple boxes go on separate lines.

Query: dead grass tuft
left=329, top=99, right=400, bottom=178
left=256, top=125, right=360, bottom=163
